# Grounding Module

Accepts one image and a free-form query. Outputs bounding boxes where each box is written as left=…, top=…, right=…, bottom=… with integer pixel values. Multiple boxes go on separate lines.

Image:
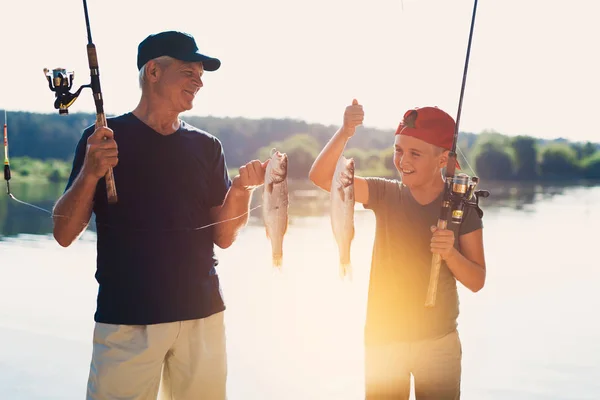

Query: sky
left=1, top=0, right=599, bottom=142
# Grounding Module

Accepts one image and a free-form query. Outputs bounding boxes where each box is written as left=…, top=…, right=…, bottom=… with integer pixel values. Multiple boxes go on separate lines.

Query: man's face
left=155, top=59, right=204, bottom=112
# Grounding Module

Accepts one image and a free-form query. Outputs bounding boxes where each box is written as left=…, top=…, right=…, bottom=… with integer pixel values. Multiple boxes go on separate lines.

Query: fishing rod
left=43, top=0, right=118, bottom=204
left=2, top=111, right=56, bottom=214
left=424, top=0, right=490, bottom=308
left=3, top=110, right=10, bottom=195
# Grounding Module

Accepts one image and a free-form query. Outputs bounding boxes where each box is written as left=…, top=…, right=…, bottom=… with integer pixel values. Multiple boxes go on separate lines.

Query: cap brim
left=184, top=52, right=221, bottom=71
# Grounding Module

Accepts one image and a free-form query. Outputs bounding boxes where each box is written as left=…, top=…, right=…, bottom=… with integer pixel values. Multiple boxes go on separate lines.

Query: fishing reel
left=43, top=68, right=90, bottom=115
left=448, top=173, right=490, bottom=223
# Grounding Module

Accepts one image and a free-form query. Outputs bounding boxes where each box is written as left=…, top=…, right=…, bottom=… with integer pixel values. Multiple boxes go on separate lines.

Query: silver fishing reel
left=449, top=173, right=489, bottom=222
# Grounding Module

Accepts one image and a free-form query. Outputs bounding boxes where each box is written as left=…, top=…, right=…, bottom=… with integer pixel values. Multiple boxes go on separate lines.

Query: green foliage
left=2, top=109, right=600, bottom=182
left=538, top=143, right=580, bottom=179
left=9, top=157, right=71, bottom=182
left=580, top=153, right=600, bottom=179
left=471, top=132, right=515, bottom=180
left=571, top=141, right=598, bottom=160
left=511, top=136, right=538, bottom=180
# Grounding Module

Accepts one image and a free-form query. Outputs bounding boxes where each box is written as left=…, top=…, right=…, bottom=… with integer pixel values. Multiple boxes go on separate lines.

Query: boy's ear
left=439, top=149, right=450, bottom=168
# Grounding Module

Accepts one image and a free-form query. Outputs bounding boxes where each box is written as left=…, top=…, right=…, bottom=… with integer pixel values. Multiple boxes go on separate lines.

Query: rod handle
left=425, top=219, right=448, bottom=307
left=96, top=113, right=117, bottom=204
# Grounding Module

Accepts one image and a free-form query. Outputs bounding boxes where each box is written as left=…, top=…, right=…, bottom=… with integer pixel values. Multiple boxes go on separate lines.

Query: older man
left=53, top=31, right=266, bottom=400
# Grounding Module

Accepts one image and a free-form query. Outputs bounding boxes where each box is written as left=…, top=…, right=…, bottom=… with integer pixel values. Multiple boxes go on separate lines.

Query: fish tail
left=339, top=262, right=353, bottom=281
left=339, top=250, right=351, bottom=267
left=272, top=254, right=283, bottom=268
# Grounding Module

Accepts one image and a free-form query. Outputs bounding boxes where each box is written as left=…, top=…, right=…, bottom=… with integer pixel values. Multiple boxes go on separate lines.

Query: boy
left=309, top=100, right=486, bottom=399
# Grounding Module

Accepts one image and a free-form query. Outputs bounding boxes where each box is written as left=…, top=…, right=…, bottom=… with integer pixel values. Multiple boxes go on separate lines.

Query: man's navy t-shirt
left=64, top=112, right=232, bottom=325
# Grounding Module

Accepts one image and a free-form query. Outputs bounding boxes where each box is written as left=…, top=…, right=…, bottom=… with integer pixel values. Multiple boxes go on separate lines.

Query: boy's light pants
left=365, top=329, right=462, bottom=400
left=86, top=311, right=227, bottom=400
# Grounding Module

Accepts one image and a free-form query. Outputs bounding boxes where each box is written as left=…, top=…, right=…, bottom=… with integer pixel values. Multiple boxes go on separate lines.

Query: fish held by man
left=331, top=155, right=355, bottom=279
left=262, top=148, right=289, bottom=267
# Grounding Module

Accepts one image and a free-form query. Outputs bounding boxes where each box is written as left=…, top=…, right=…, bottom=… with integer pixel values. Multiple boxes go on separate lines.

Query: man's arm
left=431, top=227, right=486, bottom=292
left=210, top=159, right=267, bottom=249
left=308, top=99, right=370, bottom=205
left=53, top=172, right=97, bottom=247
left=53, top=126, right=118, bottom=247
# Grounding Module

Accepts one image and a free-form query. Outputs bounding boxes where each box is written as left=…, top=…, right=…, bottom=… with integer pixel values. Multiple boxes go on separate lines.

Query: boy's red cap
left=395, top=106, right=460, bottom=169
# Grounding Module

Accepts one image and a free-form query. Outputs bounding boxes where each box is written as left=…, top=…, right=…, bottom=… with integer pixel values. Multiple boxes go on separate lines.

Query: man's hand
left=231, top=159, right=269, bottom=193
left=430, top=225, right=458, bottom=261
left=341, top=98, right=364, bottom=138
left=82, top=127, right=118, bottom=181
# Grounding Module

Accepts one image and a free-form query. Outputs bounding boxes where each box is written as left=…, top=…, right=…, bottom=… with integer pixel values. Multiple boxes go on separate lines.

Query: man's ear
left=145, top=60, right=161, bottom=83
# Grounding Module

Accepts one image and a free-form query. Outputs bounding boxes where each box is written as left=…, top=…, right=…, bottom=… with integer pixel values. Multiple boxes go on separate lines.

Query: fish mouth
left=269, top=150, right=288, bottom=182
left=270, top=148, right=288, bottom=164
left=279, top=154, right=288, bottom=170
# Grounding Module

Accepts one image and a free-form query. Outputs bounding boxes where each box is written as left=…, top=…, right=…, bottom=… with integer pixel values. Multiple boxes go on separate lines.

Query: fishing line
left=4, top=105, right=262, bottom=234
left=5, top=189, right=263, bottom=233
left=7, top=193, right=53, bottom=215
left=456, top=145, right=476, bottom=177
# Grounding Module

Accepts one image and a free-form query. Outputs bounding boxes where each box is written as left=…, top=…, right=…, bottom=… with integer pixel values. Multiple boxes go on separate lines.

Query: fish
left=331, top=155, right=355, bottom=279
left=262, top=148, right=289, bottom=268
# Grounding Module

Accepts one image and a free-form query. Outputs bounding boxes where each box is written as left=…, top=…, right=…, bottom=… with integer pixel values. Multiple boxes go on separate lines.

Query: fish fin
left=338, top=186, right=345, bottom=202
left=283, top=217, right=289, bottom=236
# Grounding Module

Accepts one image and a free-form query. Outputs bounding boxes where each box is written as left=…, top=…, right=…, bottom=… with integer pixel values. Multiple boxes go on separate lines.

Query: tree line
left=2, top=109, right=599, bottom=182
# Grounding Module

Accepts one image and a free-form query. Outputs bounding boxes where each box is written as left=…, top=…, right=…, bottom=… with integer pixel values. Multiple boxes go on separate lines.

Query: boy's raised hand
left=341, top=99, right=364, bottom=138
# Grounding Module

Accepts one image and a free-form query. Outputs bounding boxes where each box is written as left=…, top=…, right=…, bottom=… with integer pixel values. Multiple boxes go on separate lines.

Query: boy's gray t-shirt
left=363, top=177, right=483, bottom=345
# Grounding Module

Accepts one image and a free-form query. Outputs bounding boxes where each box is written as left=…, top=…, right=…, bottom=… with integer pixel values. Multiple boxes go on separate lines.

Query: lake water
left=1, top=180, right=599, bottom=399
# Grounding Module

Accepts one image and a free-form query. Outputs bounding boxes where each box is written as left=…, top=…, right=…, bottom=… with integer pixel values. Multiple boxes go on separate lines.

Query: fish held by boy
left=262, top=148, right=289, bottom=268
left=331, top=155, right=355, bottom=279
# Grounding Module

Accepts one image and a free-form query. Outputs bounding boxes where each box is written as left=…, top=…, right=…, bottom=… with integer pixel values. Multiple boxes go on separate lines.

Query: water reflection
left=1, top=179, right=598, bottom=240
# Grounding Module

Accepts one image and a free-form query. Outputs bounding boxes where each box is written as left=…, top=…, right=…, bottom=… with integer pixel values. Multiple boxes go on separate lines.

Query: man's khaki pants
left=86, top=311, right=227, bottom=400
left=365, top=329, right=462, bottom=400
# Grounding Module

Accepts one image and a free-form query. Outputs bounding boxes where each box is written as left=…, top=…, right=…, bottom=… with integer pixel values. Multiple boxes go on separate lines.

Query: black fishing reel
left=449, top=173, right=490, bottom=223
left=43, top=68, right=91, bottom=115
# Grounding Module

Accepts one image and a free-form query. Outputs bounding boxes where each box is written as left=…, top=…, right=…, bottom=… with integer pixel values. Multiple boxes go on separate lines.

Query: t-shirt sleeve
left=64, top=127, right=94, bottom=193
left=363, top=177, right=397, bottom=212
left=210, top=138, right=232, bottom=207
left=458, top=204, right=483, bottom=236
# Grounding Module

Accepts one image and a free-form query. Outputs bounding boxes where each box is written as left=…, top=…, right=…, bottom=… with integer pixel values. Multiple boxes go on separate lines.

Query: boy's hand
left=341, top=99, right=364, bottom=138
left=430, top=226, right=458, bottom=261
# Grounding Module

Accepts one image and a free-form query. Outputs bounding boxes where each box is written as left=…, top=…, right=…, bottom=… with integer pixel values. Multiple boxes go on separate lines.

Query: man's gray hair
left=138, top=56, right=175, bottom=89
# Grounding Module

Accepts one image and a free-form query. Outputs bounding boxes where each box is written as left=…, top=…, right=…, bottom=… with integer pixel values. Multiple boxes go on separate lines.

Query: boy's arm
left=432, top=227, right=486, bottom=292
left=308, top=99, right=369, bottom=205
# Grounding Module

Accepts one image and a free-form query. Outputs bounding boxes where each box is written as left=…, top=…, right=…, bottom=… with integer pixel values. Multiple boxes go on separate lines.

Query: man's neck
left=132, top=97, right=181, bottom=135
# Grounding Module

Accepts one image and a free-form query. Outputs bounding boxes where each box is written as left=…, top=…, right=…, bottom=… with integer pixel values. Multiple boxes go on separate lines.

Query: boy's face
left=393, top=134, right=447, bottom=187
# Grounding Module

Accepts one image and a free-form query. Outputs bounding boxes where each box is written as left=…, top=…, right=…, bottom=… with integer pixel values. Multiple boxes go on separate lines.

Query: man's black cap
left=137, top=31, right=221, bottom=71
